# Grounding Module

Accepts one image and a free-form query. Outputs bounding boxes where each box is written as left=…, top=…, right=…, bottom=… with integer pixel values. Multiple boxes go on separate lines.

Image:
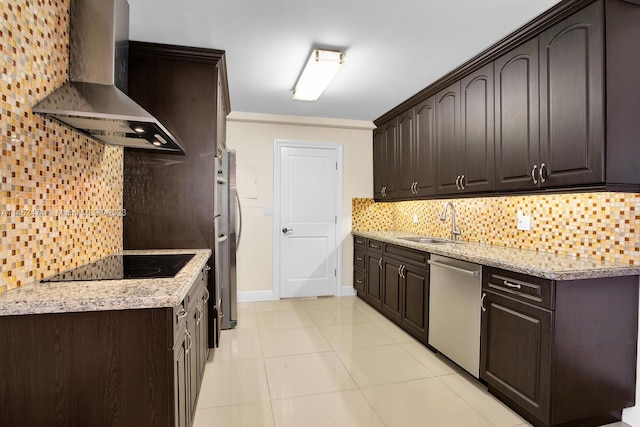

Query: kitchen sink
left=400, top=236, right=459, bottom=244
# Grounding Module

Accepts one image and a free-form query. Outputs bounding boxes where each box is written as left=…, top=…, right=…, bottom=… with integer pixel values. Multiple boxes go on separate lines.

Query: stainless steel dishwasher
left=428, top=254, right=482, bottom=378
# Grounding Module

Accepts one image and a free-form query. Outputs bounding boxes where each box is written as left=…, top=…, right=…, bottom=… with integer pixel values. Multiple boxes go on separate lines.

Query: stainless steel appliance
left=217, top=149, right=241, bottom=329
left=428, top=254, right=482, bottom=378
left=32, top=0, right=185, bottom=153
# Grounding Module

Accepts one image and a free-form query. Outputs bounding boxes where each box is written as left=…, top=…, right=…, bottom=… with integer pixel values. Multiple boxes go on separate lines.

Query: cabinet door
left=187, top=316, right=199, bottom=417
left=400, top=265, right=429, bottom=343
left=460, top=63, right=494, bottom=193
left=435, top=82, right=461, bottom=194
left=366, top=253, right=383, bottom=309
left=397, top=108, right=416, bottom=199
left=382, top=258, right=402, bottom=324
left=539, top=1, right=604, bottom=187
left=373, top=128, right=385, bottom=200
left=494, top=38, right=540, bottom=191
left=372, top=119, right=398, bottom=200
left=414, top=96, right=436, bottom=196
left=481, top=291, right=552, bottom=424
left=174, top=333, right=189, bottom=427
left=384, top=120, right=398, bottom=198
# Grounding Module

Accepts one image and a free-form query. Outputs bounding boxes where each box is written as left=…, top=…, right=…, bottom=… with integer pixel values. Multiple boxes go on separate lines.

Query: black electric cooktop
left=41, top=254, right=195, bottom=282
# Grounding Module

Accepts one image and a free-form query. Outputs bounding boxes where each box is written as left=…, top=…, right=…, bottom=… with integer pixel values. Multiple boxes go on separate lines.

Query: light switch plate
left=263, top=207, right=273, bottom=216
left=412, top=213, right=419, bottom=224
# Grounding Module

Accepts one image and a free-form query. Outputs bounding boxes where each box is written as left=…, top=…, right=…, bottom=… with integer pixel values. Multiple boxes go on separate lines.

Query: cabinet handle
left=177, top=308, right=187, bottom=322
left=204, top=288, right=210, bottom=303
left=503, top=280, right=522, bottom=289
left=196, top=304, right=203, bottom=325
left=378, top=258, right=383, bottom=269
left=204, top=265, right=211, bottom=272
left=401, top=265, right=406, bottom=278
left=460, top=175, right=465, bottom=190
left=356, top=256, right=362, bottom=261
left=531, top=164, right=538, bottom=184
left=411, top=182, right=415, bottom=194
left=185, top=330, right=192, bottom=354
left=455, top=175, right=461, bottom=190
left=481, top=293, right=487, bottom=312
left=381, top=186, right=387, bottom=197
left=539, top=163, right=546, bottom=183
left=356, top=279, right=363, bottom=284
left=356, top=239, right=363, bottom=244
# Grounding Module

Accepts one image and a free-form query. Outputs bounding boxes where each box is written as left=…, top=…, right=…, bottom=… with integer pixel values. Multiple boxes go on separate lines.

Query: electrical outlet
left=263, top=207, right=273, bottom=216
left=412, top=213, right=419, bottom=224
left=517, top=210, right=531, bottom=231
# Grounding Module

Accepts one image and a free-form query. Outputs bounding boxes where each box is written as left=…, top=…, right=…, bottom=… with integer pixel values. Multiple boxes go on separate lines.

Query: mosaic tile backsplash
left=352, top=194, right=640, bottom=266
left=1, top=0, right=123, bottom=293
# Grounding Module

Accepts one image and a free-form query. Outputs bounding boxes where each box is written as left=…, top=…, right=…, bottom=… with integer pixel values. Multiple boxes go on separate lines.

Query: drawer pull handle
left=503, top=280, right=522, bottom=289
left=356, top=256, right=362, bottom=261
left=356, top=279, right=362, bottom=284
left=378, top=258, right=383, bottom=269
left=481, top=292, right=486, bottom=312
left=177, top=308, right=187, bottom=321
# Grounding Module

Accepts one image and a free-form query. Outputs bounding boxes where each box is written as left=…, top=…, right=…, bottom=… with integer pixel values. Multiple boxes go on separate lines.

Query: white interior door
left=279, top=145, right=338, bottom=298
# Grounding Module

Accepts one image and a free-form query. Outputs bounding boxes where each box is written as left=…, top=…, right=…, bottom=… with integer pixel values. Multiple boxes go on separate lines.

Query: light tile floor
left=193, top=296, right=631, bottom=427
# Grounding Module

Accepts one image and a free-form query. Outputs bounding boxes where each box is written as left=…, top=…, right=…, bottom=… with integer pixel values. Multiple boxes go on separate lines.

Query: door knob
left=282, top=227, right=293, bottom=233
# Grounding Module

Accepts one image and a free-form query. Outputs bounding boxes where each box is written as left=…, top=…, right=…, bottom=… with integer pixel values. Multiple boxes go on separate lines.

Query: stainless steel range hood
left=33, top=0, right=185, bottom=153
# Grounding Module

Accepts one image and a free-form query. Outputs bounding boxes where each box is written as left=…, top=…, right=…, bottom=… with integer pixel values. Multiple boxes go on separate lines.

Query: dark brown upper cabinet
left=494, top=38, right=540, bottom=191
left=374, top=0, right=640, bottom=196
left=397, top=108, right=416, bottom=199
left=435, top=64, right=494, bottom=194
left=459, top=63, right=494, bottom=193
left=373, top=118, right=398, bottom=200
left=396, top=97, right=437, bottom=199
left=538, top=0, right=604, bottom=187
left=414, top=97, right=437, bottom=196
left=435, top=82, right=461, bottom=194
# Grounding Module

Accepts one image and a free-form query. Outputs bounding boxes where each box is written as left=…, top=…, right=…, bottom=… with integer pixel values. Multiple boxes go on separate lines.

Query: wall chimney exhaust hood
left=33, top=0, right=185, bottom=153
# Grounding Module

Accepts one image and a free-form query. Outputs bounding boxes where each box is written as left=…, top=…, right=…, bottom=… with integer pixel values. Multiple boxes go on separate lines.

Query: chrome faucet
left=440, top=202, right=461, bottom=241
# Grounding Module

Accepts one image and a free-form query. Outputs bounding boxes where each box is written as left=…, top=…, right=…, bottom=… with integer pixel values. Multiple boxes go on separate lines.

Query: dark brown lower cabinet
left=382, top=257, right=403, bottom=324
left=481, top=290, right=551, bottom=422
left=366, top=252, right=384, bottom=309
left=0, top=268, right=209, bottom=427
left=481, top=267, right=639, bottom=427
left=400, top=264, right=429, bottom=342
left=353, top=236, right=429, bottom=345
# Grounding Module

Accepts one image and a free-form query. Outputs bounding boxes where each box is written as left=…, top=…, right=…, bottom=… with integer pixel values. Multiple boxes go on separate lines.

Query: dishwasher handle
left=428, top=259, right=480, bottom=277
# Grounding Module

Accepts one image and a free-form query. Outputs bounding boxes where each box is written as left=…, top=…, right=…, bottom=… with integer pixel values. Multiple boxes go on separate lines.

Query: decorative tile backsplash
left=0, top=0, right=123, bottom=293
left=352, top=194, right=640, bottom=265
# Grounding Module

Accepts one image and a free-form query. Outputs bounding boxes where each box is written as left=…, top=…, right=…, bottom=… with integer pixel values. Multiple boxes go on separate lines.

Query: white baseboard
left=237, top=290, right=277, bottom=302
left=624, top=406, right=640, bottom=427
left=338, top=286, right=357, bottom=297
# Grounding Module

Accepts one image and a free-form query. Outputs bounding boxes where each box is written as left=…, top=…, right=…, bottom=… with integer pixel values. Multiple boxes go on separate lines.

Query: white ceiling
left=128, top=0, right=561, bottom=122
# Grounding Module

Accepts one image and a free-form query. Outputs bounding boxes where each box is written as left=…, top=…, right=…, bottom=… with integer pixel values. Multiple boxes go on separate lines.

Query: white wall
left=226, top=112, right=374, bottom=301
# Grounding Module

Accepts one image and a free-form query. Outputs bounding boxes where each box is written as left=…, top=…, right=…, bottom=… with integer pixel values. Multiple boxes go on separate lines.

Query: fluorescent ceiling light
left=293, top=49, right=345, bottom=101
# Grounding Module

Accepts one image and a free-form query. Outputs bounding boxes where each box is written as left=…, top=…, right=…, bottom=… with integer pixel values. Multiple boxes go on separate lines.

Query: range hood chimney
left=33, top=0, right=185, bottom=153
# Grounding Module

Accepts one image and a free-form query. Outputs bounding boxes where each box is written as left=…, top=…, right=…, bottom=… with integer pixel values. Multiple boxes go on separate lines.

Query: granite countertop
left=353, top=231, right=640, bottom=281
left=0, top=249, right=211, bottom=316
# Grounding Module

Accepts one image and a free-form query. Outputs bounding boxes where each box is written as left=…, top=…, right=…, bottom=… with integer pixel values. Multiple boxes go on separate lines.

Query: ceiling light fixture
left=293, top=49, right=345, bottom=102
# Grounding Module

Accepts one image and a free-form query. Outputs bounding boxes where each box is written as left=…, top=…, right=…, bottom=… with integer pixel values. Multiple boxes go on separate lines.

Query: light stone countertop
left=0, top=249, right=211, bottom=316
left=353, top=231, right=640, bottom=281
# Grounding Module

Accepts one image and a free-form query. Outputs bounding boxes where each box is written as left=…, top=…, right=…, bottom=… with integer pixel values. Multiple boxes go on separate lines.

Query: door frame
left=273, top=139, right=344, bottom=300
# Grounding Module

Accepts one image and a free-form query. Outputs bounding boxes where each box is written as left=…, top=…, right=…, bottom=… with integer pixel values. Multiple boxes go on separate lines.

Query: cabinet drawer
left=368, top=240, right=383, bottom=253
left=353, top=269, right=366, bottom=293
left=383, top=243, right=428, bottom=269
left=354, top=236, right=367, bottom=248
left=354, top=249, right=366, bottom=270
left=483, top=267, right=555, bottom=310
left=173, top=301, right=188, bottom=344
